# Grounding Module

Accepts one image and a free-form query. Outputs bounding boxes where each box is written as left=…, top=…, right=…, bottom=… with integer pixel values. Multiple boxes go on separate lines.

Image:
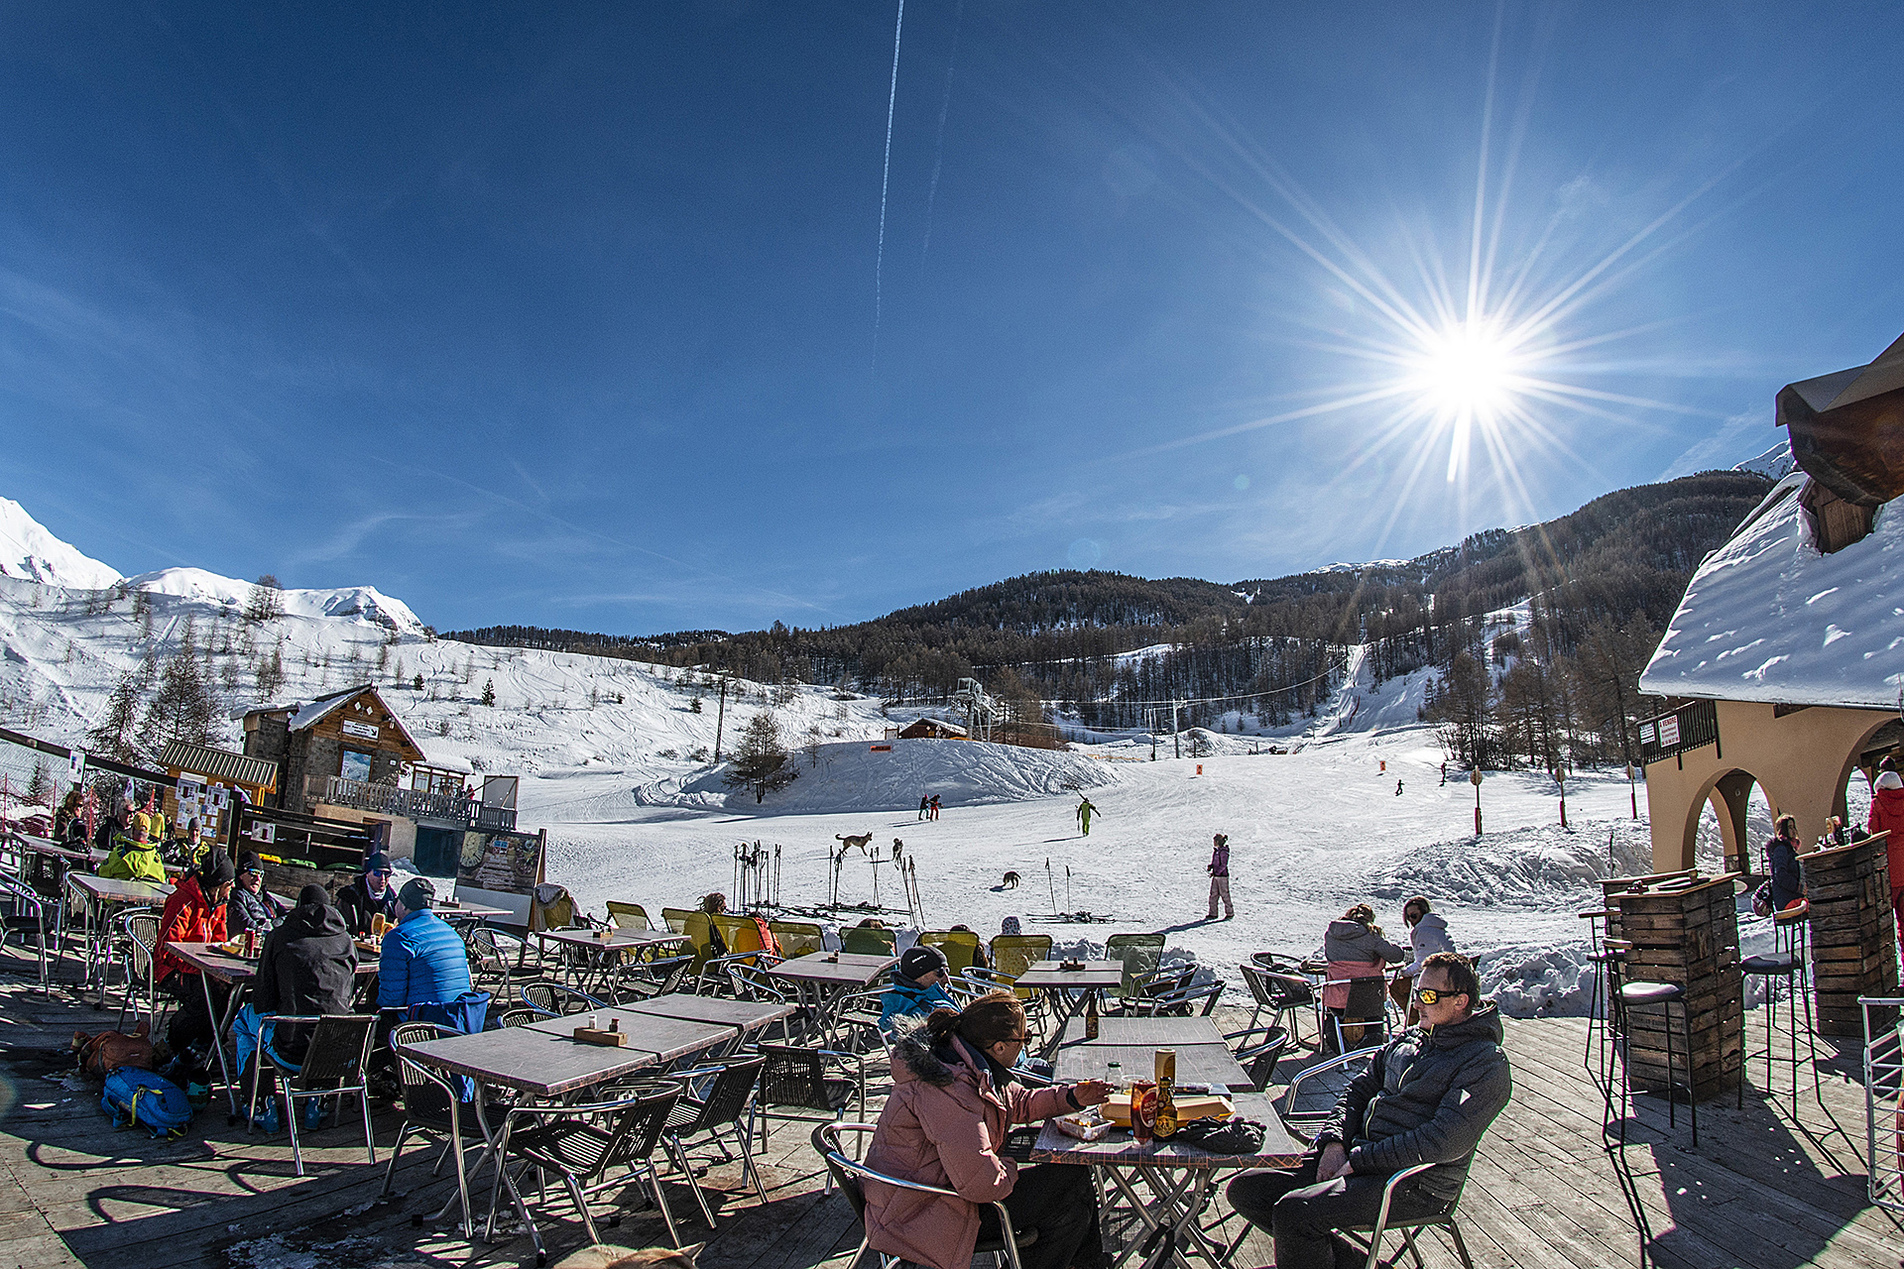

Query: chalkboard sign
left=457, top=829, right=544, bottom=895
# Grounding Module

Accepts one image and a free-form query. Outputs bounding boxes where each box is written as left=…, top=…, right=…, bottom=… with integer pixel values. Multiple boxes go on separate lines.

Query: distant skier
left=928, top=794, right=941, bottom=821
left=1439, top=762, right=1447, bottom=787
left=917, top=795, right=930, bottom=822
left=1076, top=797, right=1099, bottom=837
left=1205, top=833, right=1234, bottom=920
left=1395, top=779, right=1404, bottom=796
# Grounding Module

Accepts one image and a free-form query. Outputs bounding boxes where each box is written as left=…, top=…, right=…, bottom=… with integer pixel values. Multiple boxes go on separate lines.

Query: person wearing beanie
left=156, top=850, right=236, bottom=1079
left=377, top=874, right=473, bottom=1011
left=335, top=851, right=399, bottom=938
left=226, top=851, right=289, bottom=940
left=254, top=885, right=358, bottom=1063
left=1871, top=767, right=1904, bottom=945
left=98, top=809, right=166, bottom=883
left=880, top=944, right=958, bottom=1039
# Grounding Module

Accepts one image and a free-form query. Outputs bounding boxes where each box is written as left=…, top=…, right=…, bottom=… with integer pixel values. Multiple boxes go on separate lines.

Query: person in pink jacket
left=863, top=992, right=1111, bottom=1269
left=1870, top=766, right=1904, bottom=945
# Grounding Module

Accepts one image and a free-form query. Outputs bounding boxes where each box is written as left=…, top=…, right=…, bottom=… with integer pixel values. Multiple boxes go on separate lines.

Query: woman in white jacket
left=1390, top=895, right=1456, bottom=1024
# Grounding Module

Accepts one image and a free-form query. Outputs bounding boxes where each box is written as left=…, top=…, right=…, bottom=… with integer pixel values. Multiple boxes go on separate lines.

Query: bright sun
left=1414, top=320, right=1520, bottom=419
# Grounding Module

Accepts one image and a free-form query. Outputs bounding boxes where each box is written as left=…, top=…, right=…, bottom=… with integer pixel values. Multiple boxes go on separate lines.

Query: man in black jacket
left=253, top=885, right=358, bottom=1062
left=334, top=852, right=398, bottom=938
left=1227, top=952, right=1511, bottom=1269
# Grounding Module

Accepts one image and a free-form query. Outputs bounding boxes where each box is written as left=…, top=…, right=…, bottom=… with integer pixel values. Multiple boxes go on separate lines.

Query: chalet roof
left=1637, top=471, right=1903, bottom=709
left=263, top=684, right=427, bottom=758
left=899, top=717, right=968, bottom=736
left=157, top=740, right=278, bottom=792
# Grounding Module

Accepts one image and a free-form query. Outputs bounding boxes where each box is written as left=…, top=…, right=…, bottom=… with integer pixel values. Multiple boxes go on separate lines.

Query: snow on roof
left=1638, top=471, right=1904, bottom=708
left=278, top=683, right=428, bottom=757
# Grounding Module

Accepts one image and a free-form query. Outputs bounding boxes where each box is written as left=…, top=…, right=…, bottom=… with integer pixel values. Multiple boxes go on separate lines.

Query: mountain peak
left=0, top=497, right=123, bottom=590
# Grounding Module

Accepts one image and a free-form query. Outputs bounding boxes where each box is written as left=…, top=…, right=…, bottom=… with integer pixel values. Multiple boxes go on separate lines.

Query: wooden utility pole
left=713, top=676, right=729, bottom=761
left=1173, top=700, right=1182, bottom=759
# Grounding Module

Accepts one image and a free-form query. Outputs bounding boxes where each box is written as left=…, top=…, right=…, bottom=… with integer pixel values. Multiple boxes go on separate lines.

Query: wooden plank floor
left=2, top=941, right=1900, bottom=1269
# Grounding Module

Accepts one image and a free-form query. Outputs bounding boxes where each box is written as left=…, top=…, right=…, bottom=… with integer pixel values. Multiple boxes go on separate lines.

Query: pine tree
left=144, top=648, right=217, bottom=748
left=722, top=712, right=798, bottom=803
left=481, top=679, right=496, bottom=707
left=245, top=575, right=283, bottom=622
left=413, top=673, right=424, bottom=692
left=88, top=673, right=144, bottom=762
left=256, top=647, right=286, bottom=699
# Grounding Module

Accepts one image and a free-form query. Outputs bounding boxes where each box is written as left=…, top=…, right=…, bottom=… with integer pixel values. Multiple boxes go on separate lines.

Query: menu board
left=456, top=829, right=544, bottom=895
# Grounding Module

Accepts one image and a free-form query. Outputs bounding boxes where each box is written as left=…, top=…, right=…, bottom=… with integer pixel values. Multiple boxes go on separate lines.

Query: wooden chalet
left=897, top=717, right=968, bottom=740
left=242, top=683, right=427, bottom=815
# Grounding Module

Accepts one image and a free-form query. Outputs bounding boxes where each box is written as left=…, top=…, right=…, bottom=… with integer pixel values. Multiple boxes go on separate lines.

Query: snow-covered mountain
left=0, top=497, right=122, bottom=590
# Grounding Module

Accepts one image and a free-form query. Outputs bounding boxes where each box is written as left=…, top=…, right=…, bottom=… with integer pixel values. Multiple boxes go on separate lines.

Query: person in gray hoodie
left=1390, top=896, right=1457, bottom=1024
left=1227, top=952, right=1511, bottom=1268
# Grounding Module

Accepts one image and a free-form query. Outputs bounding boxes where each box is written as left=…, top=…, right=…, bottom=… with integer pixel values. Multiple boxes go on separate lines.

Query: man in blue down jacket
left=1227, top=951, right=1511, bottom=1269
left=377, top=877, right=473, bottom=1010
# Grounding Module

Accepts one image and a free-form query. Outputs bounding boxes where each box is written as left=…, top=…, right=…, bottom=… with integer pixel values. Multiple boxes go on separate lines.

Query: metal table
left=536, top=926, right=684, bottom=994
left=768, top=949, right=895, bottom=1039
left=68, top=873, right=172, bottom=1002
left=1017, top=960, right=1125, bottom=1054
left=1037, top=1032, right=1304, bottom=1269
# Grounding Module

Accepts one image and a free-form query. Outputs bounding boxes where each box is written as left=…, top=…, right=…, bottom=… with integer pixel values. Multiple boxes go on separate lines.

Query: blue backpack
left=101, top=1068, right=194, bottom=1139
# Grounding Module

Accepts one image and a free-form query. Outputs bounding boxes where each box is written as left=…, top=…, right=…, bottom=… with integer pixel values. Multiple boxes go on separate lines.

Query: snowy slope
left=0, top=498, right=121, bottom=590
left=129, top=568, right=429, bottom=635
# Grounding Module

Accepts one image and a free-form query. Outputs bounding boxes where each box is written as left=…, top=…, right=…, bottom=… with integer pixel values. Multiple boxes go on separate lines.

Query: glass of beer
left=1129, top=1081, right=1157, bottom=1144
left=371, top=913, right=388, bottom=939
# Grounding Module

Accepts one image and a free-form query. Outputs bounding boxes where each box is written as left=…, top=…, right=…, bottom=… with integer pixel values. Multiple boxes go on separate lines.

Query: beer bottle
left=1085, top=990, right=1100, bottom=1040
left=1153, top=1048, right=1178, bottom=1139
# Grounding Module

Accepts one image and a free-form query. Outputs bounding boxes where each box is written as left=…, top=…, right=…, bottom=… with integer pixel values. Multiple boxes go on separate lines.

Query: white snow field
left=0, top=495, right=1775, bottom=1018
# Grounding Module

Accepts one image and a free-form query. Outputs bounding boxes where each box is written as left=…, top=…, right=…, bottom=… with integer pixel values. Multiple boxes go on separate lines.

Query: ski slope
left=0, top=494, right=1780, bottom=1017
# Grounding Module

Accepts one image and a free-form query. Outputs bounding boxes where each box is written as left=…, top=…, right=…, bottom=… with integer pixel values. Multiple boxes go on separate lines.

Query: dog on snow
left=1000, top=870, right=1021, bottom=890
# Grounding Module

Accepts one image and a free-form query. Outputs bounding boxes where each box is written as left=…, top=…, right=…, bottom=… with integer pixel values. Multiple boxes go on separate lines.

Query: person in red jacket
left=157, top=850, right=236, bottom=1079
left=1870, top=767, right=1904, bottom=946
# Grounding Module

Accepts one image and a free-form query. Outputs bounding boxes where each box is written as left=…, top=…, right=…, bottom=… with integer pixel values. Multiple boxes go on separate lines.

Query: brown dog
left=72, top=1019, right=154, bottom=1079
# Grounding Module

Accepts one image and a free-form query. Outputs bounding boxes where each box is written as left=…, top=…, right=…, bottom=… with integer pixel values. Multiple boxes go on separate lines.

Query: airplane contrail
left=921, top=0, right=964, bottom=271
left=873, top=0, right=906, bottom=368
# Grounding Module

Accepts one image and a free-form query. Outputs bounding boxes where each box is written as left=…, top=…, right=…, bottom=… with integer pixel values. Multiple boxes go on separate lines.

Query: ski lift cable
left=1033, top=653, right=1349, bottom=710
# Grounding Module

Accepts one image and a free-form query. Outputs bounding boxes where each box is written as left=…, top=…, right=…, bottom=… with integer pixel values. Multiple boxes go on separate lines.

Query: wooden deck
left=0, top=940, right=1899, bottom=1269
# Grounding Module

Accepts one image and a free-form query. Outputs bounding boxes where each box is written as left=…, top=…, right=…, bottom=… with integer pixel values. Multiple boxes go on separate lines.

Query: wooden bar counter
left=1798, top=830, right=1897, bottom=1036
left=1602, top=872, right=1743, bottom=1102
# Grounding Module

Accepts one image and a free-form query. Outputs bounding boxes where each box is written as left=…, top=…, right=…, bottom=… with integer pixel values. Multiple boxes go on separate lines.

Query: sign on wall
left=342, top=719, right=380, bottom=741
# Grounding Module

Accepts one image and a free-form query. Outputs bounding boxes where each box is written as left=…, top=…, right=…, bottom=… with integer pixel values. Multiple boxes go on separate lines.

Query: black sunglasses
left=1413, top=986, right=1463, bottom=1006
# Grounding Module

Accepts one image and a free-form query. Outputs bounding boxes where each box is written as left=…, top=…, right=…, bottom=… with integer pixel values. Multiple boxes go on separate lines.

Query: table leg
left=203, top=974, right=247, bottom=1117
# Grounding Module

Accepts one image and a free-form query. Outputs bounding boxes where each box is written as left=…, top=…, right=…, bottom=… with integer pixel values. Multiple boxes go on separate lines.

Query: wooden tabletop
left=401, top=1013, right=734, bottom=1096
left=1017, top=960, right=1124, bottom=989
left=1028, top=1088, right=1305, bottom=1169
left=166, top=940, right=379, bottom=984
left=1052, top=1042, right=1252, bottom=1088
left=768, top=950, right=897, bottom=985
left=69, top=874, right=173, bottom=904
left=1055, top=1016, right=1226, bottom=1048
left=614, top=995, right=796, bottom=1030
left=438, top=901, right=512, bottom=920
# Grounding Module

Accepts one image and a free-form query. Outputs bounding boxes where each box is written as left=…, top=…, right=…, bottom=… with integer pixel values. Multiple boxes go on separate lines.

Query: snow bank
left=1365, top=819, right=1654, bottom=910
left=676, top=737, right=1117, bottom=814
left=0, top=497, right=121, bottom=590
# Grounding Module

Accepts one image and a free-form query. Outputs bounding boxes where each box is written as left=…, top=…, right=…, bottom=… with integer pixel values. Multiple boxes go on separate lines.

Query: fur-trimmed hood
left=890, top=1023, right=976, bottom=1090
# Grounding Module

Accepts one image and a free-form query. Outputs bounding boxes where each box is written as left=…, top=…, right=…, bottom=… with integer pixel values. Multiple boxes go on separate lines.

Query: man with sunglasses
left=334, top=851, right=399, bottom=938
left=1226, top=952, right=1510, bottom=1268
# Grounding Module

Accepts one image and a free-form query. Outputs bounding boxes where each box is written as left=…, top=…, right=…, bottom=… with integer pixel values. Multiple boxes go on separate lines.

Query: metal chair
left=466, top=925, right=535, bottom=1003
left=1322, top=976, right=1392, bottom=1054
left=1277, top=1044, right=1384, bottom=1138
left=519, top=979, right=607, bottom=1017
left=917, top=928, right=981, bottom=973
left=1335, top=1161, right=1477, bottom=1269
left=617, top=949, right=696, bottom=1001
left=1607, top=970, right=1698, bottom=1147
left=488, top=1080, right=685, bottom=1259
left=1104, top=932, right=1165, bottom=1009
left=988, top=935, right=1052, bottom=999
left=247, top=1013, right=379, bottom=1176
left=814, top=1122, right=1033, bottom=1269
left=696, top=949, right=778, bottom=997
left=605, top=900, right=654, bottom=931
left=1739, top=899, right=1819, bottom=1115
left=749, top=1042, right=866, bottom=1173
left=1234, top=962, right=1316, bottom=1051
left=1130, top=976, right=1224, bottom=1017
left=0, top=871, right=52, bottom=995
left=768, top=920, right=825, bottom=959
left=496, top=1007, right=539, bottom=1028
left=659, top=1054, right=770, bottom=1215
left=1231, top=1025, right=1292, bottom=1092
left=113, top=910, right=166, bottom=1030
left=382, top=1021, right=509, bottom=1238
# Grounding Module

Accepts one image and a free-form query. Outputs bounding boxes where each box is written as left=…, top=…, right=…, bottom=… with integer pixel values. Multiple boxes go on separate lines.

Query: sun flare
left=1414, top=320, right=1521, bottom=419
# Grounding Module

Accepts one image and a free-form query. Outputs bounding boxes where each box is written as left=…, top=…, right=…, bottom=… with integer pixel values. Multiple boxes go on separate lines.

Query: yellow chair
left=661, top=907, right=693, bottom=935
left=990, top=934, right=1053, bottom=1000
left=674, top=911, right=714, bottom=971
left=710, top=913, right=765, bottom=956
left=605, top=901, right=652, bottom=931
left=769, top=920, right=824, bottom=958
left=919, top=929, right=981, bottom=974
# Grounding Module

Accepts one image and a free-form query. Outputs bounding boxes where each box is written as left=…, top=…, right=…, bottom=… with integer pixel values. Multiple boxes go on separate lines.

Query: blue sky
left=2, top=3, right=1900, bottom=634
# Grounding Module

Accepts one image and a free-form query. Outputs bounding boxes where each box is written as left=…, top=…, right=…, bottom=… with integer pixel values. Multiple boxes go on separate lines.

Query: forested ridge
left=446, top=471, right=1772, bottom=766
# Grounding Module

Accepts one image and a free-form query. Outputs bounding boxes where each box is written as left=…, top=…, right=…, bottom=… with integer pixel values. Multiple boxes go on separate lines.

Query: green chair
left=989, top=935, right=1053, bottom=1000
left=841, top=926, right=898, bottom=956
left=770, top=920, right=825, bottom=958
left=605, top=901, right=652, bottom=931
left=1105, top=932, right=1166, bottom=1009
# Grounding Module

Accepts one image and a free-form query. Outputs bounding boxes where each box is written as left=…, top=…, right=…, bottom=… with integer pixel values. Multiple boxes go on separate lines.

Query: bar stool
left=1738, top=899, right=1819, bottom=1115
left=1605, top=955, right=1698, bottom=1148
left=1578, top=908, right=1621, bottom=1090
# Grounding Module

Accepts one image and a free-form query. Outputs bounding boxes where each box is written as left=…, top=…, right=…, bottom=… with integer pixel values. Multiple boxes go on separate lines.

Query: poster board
left=454, top=827, right=545, bottom=927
